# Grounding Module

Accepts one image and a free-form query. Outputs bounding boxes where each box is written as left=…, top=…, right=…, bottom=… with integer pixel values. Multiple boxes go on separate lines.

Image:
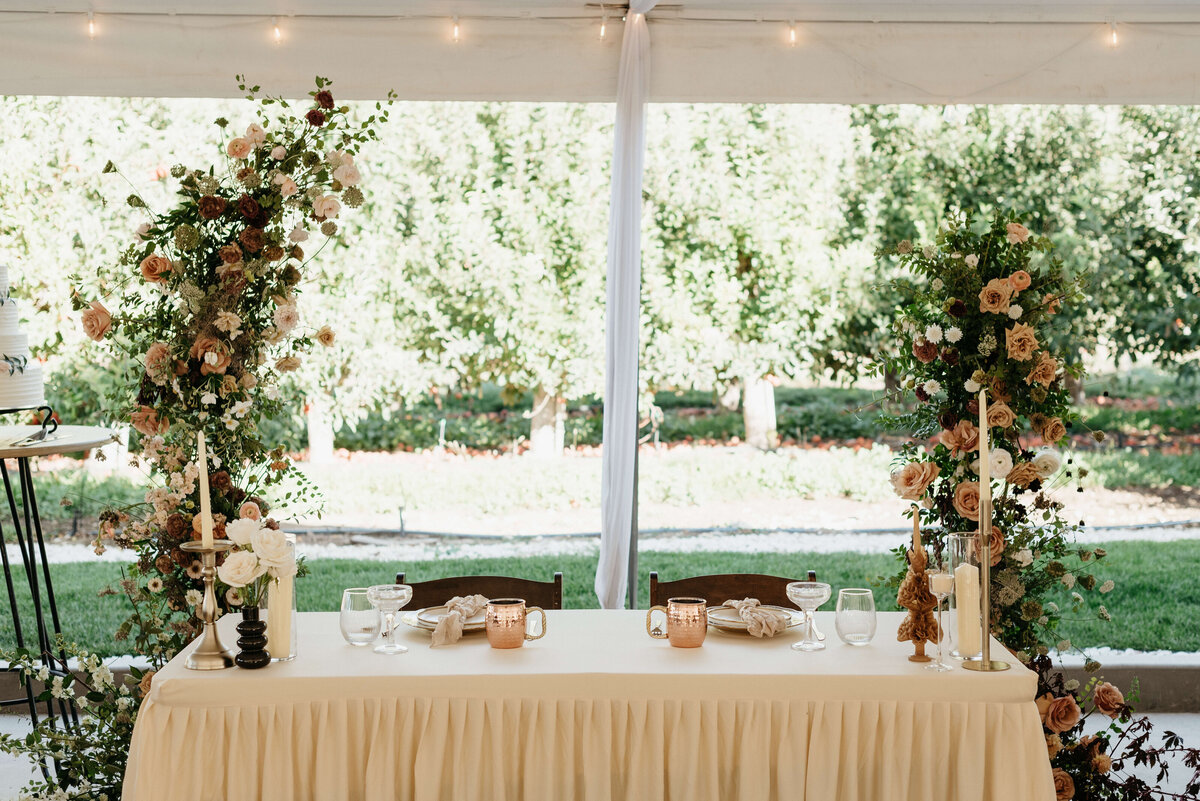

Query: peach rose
left=953, top=481, right=981, bottom=521
left=1026, top=352, right=1058, bottom=388
left=1037, top=693, right=1081, bottom=734
left=226, top=137, right=253, bottom=159
left=1006, top=222, right=1031, bottom=245
left=139, top=254, right=173, bottom=284
left=889, top=461, right=941, bottom=501
left=1046, top=733, right=1063, bottom=759
left=1005, top=461, right=1041, bottom=488
left=1092, top=753, right=1112, bottom=774
left=1044, top=293, right=1061, bottom=314
left=1042, top=417, right=1067, bottom=443
left=1005, top=322, right=1039, bottom=362
left=987, top=401, right=1016, bottom=429
left=316, top=325, right=336, bottom=348
left=938, top=420, right=979, bottom=457
left=1009, top=270, right=1032, bottom=291
left=190, top=335, right=231, bottom=376
left=977, top=525, right=1005, bottom=566
left=138, top=670, right=155, bottom=697
left=1052, top=768, right=1074, bottom=800
left=979, top=278, right=1013, bottom=314
left=275, top=355, right=301, bottom=372
left=81, top=300, right=112, bottom=341
left=238, top=501, right=262, bottom=521
left=130, top=406, right=168, bottom=437
left=1092, top=682, right=1125, bottom=718
left=145, top=342, right=171, bottom=384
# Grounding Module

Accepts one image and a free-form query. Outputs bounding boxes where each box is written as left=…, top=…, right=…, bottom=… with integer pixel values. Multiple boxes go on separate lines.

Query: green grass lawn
left=3, top=540, right=1196, bottom=657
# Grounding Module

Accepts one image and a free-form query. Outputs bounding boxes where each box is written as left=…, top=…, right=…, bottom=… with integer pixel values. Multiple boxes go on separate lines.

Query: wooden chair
left=648, top=572, right=809, bottom=609
left=394, top=572, right=564, bottom=610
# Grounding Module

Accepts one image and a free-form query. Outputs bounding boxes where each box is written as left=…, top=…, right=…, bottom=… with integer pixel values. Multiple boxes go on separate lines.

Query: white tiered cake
left=0, top=265, right=45, bottom=410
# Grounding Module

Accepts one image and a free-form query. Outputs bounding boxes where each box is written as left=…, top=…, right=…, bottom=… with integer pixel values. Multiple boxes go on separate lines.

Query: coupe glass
left=786, top=581, right=832, bottom=652
left=340, top=588, right=380, bottom=647
left=366, top=584, right=413, bottom=655
left=834, top=588, right=877, bottom=646
left=927, top=570, right=954, bottom=672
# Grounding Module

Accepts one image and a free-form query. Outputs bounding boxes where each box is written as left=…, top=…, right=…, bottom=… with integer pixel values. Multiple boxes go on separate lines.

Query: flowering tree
left=881, top=212, right=1199, bottom=798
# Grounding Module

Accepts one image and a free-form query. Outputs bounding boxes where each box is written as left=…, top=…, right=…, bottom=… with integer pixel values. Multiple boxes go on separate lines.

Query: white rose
left=251, top=527, right=293, bottom=571
left=333, top=163, right=361, bottom=187
left=135, top=222, right=151, bottom=240
left=965, top=254, right=979, bottom=268
left=1014, top=548, right=1033, bottom=567
left=972, top=448, right=1013, bottom=478
left=225, top=518, right=262, bottom=547
left=1032, top=449, right=1062, bottom=479
left=313, top=194, right=341, bottom=220
left=270, top=145, right=287, bottom=160
left=964, top=379, right=981, bottom=393
left=217, top=550, right=265, bottom=588
left=273, top=302, right=300, bottom=333
left=245, top=123, right=267, bottom=144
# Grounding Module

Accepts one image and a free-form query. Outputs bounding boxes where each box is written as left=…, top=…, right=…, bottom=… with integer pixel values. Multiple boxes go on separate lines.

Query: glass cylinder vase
left=947, top=532, right=983, bottom=661
left=263, top=542, right=298, bottom=662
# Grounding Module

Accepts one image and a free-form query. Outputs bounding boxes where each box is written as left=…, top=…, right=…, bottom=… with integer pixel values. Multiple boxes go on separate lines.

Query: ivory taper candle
left=954, top=562, right=981, bottom=655
left=977, top=389, right=990, bottom=507
left=196, top=431, right=213, bottom=549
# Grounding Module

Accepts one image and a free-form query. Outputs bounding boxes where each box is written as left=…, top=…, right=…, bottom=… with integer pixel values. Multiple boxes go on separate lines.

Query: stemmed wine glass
left=367, top=584, right=413, bottom=655
left=786, top=581, right=832, bottom=652
left=926, top=570, right=954, bottom=672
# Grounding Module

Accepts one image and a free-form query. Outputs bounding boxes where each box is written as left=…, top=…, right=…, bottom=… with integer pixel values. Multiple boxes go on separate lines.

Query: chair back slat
left=648, top=572, right=802, bottom=609
left=394, top=572, right=564, bottom=610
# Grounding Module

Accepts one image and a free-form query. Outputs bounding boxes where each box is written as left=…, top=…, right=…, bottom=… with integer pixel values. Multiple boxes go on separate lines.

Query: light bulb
left=788, top=21, right=797, bottom=46
left=1109, top=22, right=1118, bottom=46
left=87, top=10, right=95, bottom=39
left=452, top=16, right=460, bottom=43
left=272, top=17, right=281, bottom=43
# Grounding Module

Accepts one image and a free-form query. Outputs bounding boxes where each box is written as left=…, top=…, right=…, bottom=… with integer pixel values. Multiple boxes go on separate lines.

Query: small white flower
left=1099, top=605, right=1112, bottom=621
left=265, top=385, right=281, bottom=401
left=34, top=666, right=49, bottom=683
left=965, top=254, right=979, bottom=268
left=1013, top=548, right=1033, bottom=567
left=1065, top=679, right=1080, bottom=691
left=186, top=589, right=203, bottom=607
left=1099, top=580, right=1114, bottom=594
left=289, top=225, right=309, bottom=243
left=147, top=577, right=164, bottom=593
left=1071, top=591, right=1084, bottom=604
left=922, top=244, right=935, bottom=258
left=1037, top=615, right=1048, bottom=625
left=1046, top=602, right=1059, bottom=614
left=945, top=327, right=962, bottom=343
left=930, top=278, right=944, bottom=292
left=226, top=587, right=244, bottom=606
left=270, top=145, right=287, bottom=160
left=950, top=251, right=962, bottom=259
left=1062, top=574, right=1077, bottom=589
left=1008, top=304, right=1024, bottom=319
left=1057, top=639, right=1072, bottom=652
left=924, top=324, right=943, bottom=344
left=964, top=379, right=982, bottom=393
left=222, top=415, right=239, bottom=431
left=922, top=379, right=941, bottom=395
left=231, top=400, right=253, bottom=418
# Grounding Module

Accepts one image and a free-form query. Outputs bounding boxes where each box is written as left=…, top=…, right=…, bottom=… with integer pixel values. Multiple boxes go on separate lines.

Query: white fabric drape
left=596, top=1, right=659, bottom=610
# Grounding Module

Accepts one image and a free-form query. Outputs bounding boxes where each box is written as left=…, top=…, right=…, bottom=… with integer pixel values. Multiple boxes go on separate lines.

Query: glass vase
left=947, top=531, right=983, bottom=661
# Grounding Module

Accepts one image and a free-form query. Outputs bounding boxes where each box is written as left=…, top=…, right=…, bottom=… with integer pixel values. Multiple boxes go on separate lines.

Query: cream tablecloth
left=123, top=610, right=1054, bottom=801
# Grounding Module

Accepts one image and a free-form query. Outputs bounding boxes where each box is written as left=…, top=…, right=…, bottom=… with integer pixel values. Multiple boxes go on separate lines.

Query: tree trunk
left=715, top=381, right=741, bottom=413
left=742, top=376, right=778, bottom=451
left=306, top=394, right=335, bottom=464
left=884, top=366, right=901, bottom=396
left=529, top=386, right=566, bottom=459
left=1063, top=373, right=1086, bottom=406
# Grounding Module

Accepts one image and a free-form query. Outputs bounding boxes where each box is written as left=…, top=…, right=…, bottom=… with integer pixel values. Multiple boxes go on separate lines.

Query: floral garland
left=880, top=212, right=1199, bottom=799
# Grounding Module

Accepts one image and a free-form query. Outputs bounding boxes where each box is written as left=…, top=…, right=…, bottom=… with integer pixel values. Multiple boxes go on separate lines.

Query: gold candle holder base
left=179, top=540, right=235, bottom=670
left=963, top=659, right=1011, bottom=672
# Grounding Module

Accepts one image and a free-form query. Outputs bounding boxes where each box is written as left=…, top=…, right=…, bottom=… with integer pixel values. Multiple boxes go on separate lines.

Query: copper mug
left=646, top=597, right=707, bottom=648
left=485, top=598, right=548, bottom=649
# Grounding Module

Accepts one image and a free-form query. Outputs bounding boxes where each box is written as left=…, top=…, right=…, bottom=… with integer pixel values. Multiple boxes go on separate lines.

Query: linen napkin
left=431, top=594, right=489, bottom=647
left=724, top=598, right=791, bottom=638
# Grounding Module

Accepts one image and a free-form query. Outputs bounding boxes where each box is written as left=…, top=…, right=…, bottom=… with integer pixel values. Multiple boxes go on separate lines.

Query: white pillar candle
left=954, top=562, right=981, bottom=655
left=196, top=432, right=213, bottom=549
left=267, top=574, right=293, bottom=659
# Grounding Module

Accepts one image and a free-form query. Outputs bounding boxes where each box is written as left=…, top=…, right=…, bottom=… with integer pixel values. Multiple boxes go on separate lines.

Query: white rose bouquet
left=217, top=515, right=298, bottom=606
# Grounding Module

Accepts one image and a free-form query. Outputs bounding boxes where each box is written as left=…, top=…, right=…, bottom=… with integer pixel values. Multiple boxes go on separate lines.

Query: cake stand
left=0, top=420, right=116, bottom=780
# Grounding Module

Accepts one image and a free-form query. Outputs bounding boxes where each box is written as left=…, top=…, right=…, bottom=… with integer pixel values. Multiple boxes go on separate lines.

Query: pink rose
left=1036, top=692, right=1081, bottom=734
left=889, top=461, right=940, bottom=501
left=130, top=406, right=168, bottom=437
left=81, top=301, right=112, bottom=341
left=245, top=123, right=266, bottom=145
left=135, top=222, right=151, bottom=240
left=139, top=254, right=173, bottom=284
left=313, top=194, right=341, bottom=219
left=270, top=145, right=287, bottom=160
left=238, top=501, right=262, bottom=521
left=226, top=137, right=253, bottom=159
left=1092, top=682, right=1125, bottom=718
left=279, top=178, right=299, bottom=197
left=144, top=342, right=171, bottom=384
left=1006, top=222, right=1031, bottom=244
left=333, top=163, right=361, bottom=187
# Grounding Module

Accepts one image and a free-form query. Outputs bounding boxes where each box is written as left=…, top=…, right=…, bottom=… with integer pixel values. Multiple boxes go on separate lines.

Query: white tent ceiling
left=1, top=1, right=1199, bottom=102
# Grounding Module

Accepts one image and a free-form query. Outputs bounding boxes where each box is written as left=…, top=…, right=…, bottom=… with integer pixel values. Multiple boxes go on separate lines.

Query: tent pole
left=628, top=430, right=639, bottom=609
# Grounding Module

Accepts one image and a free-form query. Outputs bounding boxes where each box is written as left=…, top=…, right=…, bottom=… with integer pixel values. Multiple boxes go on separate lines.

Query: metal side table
left=0, top=425, right=116, bottom=777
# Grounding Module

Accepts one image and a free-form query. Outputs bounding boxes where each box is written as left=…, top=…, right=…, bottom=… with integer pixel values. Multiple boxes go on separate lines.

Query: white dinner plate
left=403, top=605, right=487, bottom=632
left=706, top=605, right=804, bottom=633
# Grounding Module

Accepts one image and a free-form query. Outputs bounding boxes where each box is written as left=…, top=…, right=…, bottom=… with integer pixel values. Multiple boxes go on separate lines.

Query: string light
left=87, top=10, right=95, bottom=39
left=1109, top=22, right=1118, bottom=46
left=272, top=16, right=281, bottom=43
left=452, top=15, right=460, bottom=43
left=788, top=20, right=797, bottom=46
left=599, top=14, right=608, bottom=40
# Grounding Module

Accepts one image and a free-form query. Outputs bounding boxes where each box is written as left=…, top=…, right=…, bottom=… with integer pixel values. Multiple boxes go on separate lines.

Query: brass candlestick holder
left=962, top=463, right=1010, bottom=672
left=179, top=540, right=235, bottom=670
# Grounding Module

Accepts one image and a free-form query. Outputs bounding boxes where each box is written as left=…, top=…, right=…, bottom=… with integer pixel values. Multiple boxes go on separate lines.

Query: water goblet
left=786, top=581, right=832, bottom=652
left=834, top=588, right=877, bottom=646
left=367, top=584, right=413, bottom=655
left=927, top=570, right=954, bottom=672
left=340, top=588, right=381, bottom=647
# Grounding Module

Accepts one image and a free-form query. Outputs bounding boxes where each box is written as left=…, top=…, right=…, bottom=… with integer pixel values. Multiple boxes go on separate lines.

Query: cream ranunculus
left=216, top=550, right=265, bottom=588
left=270, top=145, right=287, bottom=160
left=1032, top=449, right=1062, bottom=479
left=251, top=527, right=293, bottom=571
left=225, top=518, right=262, bottom=547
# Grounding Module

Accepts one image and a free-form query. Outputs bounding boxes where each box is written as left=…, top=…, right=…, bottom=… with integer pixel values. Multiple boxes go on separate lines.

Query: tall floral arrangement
left=879, top=212, right=1198, bottom=799
left=74, top=75, right=392, bottom=659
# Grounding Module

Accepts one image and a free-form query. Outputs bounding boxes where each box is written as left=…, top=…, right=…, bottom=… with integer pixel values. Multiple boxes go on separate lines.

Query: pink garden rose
left=81, top=301, right=112, bottom=341
left=226, top=137, right=253, bottom=159
left=1006, top=222, right=1031, bottom=244
left=130, top=406, right=168, bottom=437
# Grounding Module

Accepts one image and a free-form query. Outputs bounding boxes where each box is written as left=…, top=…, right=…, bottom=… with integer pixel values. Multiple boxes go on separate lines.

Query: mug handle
left=646, top=606, right=668, bottom=639
left=524, top=606, right=547, bottom=641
